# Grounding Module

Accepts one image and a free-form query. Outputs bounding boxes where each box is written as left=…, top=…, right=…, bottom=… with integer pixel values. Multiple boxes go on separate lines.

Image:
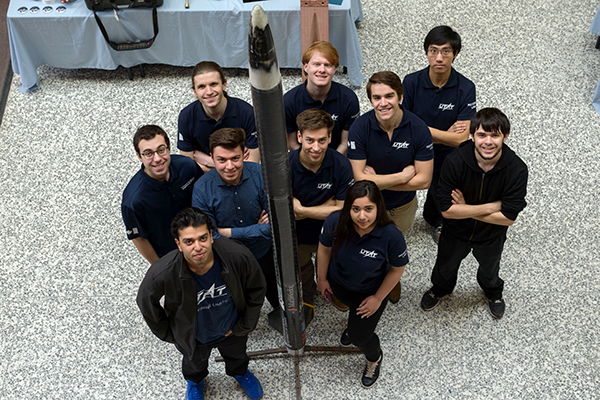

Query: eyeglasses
left=140, top=145, right=169, bottom=159
left=427, top=47, right=454, bottom=58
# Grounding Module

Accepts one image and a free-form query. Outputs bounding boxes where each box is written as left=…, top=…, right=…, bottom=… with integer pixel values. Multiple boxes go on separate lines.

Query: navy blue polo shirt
left=319, top=211, right=409, bottom=295
left=284, top=81, right=360, bottom=150
left=121, top=155, right=204, bottom=257
left=347, top=108, right=434, bottom=209
left=403, top=67, right=476, bottom=171
left=177, top=96, right=258, bottom=154
left=289, top=148, right=354, bottom=245
left=190, top=256, right=237, bottom=345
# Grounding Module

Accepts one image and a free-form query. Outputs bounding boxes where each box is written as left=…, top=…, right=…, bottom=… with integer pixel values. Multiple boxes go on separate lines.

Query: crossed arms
left=442, top=188, right=514, bottom=226
left=349, top=158, right=433, bottom=191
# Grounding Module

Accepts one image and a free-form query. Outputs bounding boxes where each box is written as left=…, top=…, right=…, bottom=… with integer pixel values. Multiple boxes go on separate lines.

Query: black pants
left=329, top=278, right=388, bottom=362
left=423, top=170, right=443, bottom=228
left=257, top=248, right=280, bottom=310
left=430, top=230, right=506, bottom=301
left=177, top=334, right=249, bottom=383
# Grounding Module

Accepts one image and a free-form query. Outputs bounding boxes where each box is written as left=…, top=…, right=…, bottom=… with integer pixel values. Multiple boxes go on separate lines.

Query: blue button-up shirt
left=192, top=162, right=271, bottom=259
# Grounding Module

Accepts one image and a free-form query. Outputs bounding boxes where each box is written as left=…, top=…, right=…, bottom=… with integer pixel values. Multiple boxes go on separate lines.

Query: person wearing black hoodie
left=420, top=108, right=528, bottom=319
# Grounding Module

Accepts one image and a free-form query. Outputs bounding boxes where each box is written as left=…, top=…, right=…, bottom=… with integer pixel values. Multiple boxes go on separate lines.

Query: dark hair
left=332, top=180, right=392, bottom=254
left=469, top=108, right=511, bottom=136
left=366, top=71, right=403, bottom=100
left=133, top=125, right=170, bottom=154
left=296, top=109, right=334, bottom=135
left=424, top=26, right=462, bottom=56
left=170, top=207, right=214, bottom=239
left=209, top=127, right=246, bottom=154
left=302, top=41, right=340, bottom=67
left=191, top=61, right=228, bottom=96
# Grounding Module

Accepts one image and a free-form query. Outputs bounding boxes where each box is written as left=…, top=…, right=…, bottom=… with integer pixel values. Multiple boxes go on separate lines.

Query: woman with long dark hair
left=317, top=180, right=408, bottom=389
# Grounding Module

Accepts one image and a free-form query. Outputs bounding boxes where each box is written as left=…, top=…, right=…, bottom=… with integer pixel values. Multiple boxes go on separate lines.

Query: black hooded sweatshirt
left=437, top=140, right=528, bottom=243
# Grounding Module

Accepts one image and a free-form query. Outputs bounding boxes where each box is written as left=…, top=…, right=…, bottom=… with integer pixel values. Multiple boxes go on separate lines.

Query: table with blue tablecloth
left=7, top=0, right=364, bottom=93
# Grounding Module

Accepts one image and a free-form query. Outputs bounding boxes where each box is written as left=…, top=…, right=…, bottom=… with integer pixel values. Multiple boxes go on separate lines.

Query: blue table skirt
left=8, top=0, right=365, bottom=92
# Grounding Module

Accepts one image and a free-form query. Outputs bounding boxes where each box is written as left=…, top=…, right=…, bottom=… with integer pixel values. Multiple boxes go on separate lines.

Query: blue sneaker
left=234, top=370, right=263, bottom=399
left=185, top=379, right=204, bottom=400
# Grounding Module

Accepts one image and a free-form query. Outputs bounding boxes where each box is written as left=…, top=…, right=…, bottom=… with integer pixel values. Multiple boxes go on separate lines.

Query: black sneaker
left=488, top=298, right=505, bottom=319
left=340, top=329, right=351, bottom=346
left=361, top=352, right=382, bottom=389
left=421, top=288, right=441, bottom=311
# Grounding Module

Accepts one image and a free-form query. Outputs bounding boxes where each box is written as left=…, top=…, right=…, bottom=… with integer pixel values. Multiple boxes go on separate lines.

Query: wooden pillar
left=300, top=0, right=329, bottom=81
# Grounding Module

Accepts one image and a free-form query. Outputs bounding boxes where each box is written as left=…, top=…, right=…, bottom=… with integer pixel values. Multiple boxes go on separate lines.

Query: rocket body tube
left=249, top=5, right=305, bottom=353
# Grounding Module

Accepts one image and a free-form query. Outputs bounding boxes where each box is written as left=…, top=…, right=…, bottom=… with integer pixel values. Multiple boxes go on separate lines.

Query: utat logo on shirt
left=181, top=177, right=195, bottom=191
left=438, top=103, right=455, bottom=111
left=392, top=141, right=410, bottom=149
left=197, top=283, right=228, bottom=304
left=317, top=182, right=333, bottom=189
left=360, top=249, right=379, bottom=258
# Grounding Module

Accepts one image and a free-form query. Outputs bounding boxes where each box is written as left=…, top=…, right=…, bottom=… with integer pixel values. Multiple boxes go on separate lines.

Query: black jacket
left=438, top=140, right=528, bottom=243
left=136, top=238, right=266, bottom=359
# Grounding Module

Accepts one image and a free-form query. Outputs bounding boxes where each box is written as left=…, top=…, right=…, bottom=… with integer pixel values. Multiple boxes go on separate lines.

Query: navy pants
left=177, top=334, right=249, bottom=383
left=431, top=230, right=506, bottom=301
left=329, top=278, right=388, bottom=362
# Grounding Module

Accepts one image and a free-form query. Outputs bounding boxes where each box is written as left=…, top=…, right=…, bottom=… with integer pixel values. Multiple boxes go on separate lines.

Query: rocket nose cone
left=248, top=4, right=280, bottom=90
left=249, top=4, right=273, bottom=56
left=250, top=4, right=269, bottom=31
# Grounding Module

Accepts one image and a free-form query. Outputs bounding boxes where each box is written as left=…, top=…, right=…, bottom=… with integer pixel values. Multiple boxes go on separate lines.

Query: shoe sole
left=421, top=300, right=441, bottom=312
left=421, top=293, right=444, bottom=312
left=360, top=370, right=380, bottom=388
left=361, top=381, right=377, bottom=389
left=487, top=303, right=504, bottom=320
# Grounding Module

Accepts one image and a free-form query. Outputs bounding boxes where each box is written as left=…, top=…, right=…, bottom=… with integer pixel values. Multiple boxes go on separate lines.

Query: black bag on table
left=85, top=0, right=164, bottom=51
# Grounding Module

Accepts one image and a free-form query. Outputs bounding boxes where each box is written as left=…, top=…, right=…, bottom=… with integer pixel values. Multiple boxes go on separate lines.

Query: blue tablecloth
left=7, top=0, right=364, bottom=92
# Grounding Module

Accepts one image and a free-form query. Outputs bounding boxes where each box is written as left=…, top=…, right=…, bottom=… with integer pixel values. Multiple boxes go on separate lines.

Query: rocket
left=248, top=5, right=305, bottom=354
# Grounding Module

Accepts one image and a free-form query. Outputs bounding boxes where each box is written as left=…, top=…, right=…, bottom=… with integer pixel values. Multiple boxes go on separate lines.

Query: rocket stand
left=216, top=313, right=363, bottom=400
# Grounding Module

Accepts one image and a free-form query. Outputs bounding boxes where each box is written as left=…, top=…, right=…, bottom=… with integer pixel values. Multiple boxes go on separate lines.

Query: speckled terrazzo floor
left=1, top=1, right=600, bottom=399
